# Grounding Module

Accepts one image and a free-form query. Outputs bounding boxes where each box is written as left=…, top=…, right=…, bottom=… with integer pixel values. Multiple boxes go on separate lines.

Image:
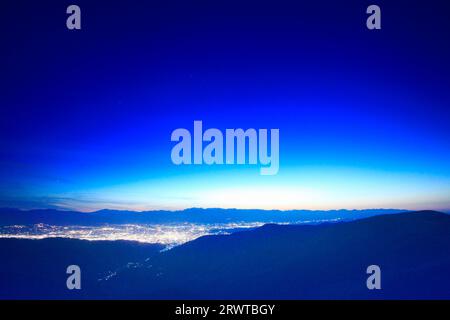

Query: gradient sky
left=1, top=0, right=450, bottom=211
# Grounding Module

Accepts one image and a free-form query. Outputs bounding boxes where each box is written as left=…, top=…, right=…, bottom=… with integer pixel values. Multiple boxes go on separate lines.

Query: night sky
left=1, top=0, right=450, bottom=211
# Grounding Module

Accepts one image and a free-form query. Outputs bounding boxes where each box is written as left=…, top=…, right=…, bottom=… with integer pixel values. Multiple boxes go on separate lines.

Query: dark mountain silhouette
left=0, top=238, right=163, bottom=299
left=98, top=210, right=450, bottom=299
left=0, top=207, right=404, bottom=226
left=1, top=210, right=449, bottom=299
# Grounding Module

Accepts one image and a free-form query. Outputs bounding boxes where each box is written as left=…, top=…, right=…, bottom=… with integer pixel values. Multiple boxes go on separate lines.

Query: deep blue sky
left=1, top=0, right=450, bottom=211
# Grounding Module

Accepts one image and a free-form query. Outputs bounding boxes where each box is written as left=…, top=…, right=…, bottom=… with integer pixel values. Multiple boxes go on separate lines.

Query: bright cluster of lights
left=0, top=222, right=266, bottom=247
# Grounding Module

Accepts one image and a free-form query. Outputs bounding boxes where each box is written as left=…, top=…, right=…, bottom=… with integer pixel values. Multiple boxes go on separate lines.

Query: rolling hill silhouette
left=0, top=238, right=163, bottom=299
left=99, top=210, right=450, bottom=299
left=1, top=210, right=449, bottom=299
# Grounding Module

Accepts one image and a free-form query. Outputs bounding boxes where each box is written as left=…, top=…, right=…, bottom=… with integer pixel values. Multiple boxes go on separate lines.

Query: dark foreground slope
left=100, top=211, right=450, bottom=299
left=1, top=211, right=449, bottom=299
left=0, top=238, right=163, bottom=299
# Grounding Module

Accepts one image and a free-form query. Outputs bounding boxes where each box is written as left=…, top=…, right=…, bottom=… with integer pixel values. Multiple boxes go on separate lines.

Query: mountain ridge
left=1, top=210, right=449, bottom=299
left=0, top=207, right=408, bottom=226
left=99, top=210, right=450, bottom=299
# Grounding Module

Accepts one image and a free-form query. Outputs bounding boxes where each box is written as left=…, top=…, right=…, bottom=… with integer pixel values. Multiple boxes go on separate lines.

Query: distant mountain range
left=0, top=207, right=405, bottom=226
left=1, top=210, right=449, bottom=299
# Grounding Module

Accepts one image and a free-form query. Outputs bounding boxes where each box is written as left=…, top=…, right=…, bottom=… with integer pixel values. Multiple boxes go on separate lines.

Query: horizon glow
left=15, top=166, right=449, bottom=212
